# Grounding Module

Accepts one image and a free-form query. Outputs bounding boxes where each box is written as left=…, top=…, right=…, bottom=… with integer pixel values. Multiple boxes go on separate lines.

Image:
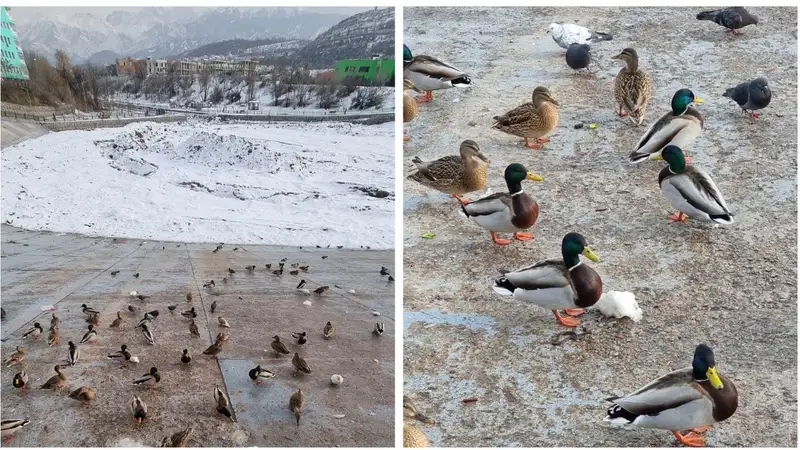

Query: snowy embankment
left=1, top=118, right=394, bottom=249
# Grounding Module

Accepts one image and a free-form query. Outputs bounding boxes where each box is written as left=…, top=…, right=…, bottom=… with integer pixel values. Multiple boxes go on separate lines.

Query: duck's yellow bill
left=526, top=172, right=544, bottom=181
left=582, top=247, right=599, bottom=262
left=693, top=97, right=705, bottom=104
left=649, top=152, right=664, bottom=161
left=706, top=366, right=724, bottom=389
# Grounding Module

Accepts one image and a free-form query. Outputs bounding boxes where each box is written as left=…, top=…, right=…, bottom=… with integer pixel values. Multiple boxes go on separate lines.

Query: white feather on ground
left=592, top=291, right=642, bottom=322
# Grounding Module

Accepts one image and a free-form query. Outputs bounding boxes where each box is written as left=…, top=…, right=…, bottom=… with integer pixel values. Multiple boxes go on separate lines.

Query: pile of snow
left=2, top=119, right=394, bottom=249
left=593, top=291, right=643, bottom=322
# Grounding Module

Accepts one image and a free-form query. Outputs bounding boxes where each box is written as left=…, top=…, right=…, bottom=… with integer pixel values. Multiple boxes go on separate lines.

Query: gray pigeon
left=723, top=77, right=771, bottom=118
left=565, top=44, right=595, bottom=73
left=697, top=7, right=758, bottom=35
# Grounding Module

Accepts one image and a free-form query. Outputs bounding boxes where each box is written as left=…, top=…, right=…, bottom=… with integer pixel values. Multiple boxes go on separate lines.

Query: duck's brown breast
left=510, top=194, right=539, bottom=229
left=703, top=374, right=739, bottom=423
left=569, top=264, right=602, bottom=307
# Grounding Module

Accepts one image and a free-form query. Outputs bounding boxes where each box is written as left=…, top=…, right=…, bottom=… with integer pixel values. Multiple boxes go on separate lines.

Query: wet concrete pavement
left=1, top=224, right=394, bottom=447
left=403, top=6, right=797, bottom=448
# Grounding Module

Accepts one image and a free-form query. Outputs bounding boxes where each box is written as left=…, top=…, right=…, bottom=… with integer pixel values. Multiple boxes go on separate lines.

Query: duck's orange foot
left=403, top=135, right=410, bottom=142
left=671, top=430, right=706, bottom=447
left=523, top=139, right=543, bottom=149
left=4, top=436, right=13, bottom=444
left=534, top=137, right=550, bottom=143
left=691, top=425, right=712, bottom=434
left=553, top=310, right=580, bottom=327
left=668, top=212, right=689, bottom=223
left=83, top=402, right=90, bottom=409
left=255, top=380, right=263, bottom=386
left=513, top=232, right=533, bottom=241
left=618, top=110, right=628, bottom=117
left=451, top=194, right=471, bottom=205
left=564, top=308, right=585, bottom=317
left=490, top=232, right=512, bottom=246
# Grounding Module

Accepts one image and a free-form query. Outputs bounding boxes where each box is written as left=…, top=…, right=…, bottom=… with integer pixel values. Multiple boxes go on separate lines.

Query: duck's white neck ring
left=511, top=190, right=523, bottom=197
left=668, top=167, right=676, bottom=175
left=568, top=261, right=582, bottom=272
left=695, top=377, right=708, bottom=382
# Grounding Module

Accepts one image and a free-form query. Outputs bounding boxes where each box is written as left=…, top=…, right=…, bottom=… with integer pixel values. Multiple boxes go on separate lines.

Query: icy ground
left=1, top=119, right=394, bottom=248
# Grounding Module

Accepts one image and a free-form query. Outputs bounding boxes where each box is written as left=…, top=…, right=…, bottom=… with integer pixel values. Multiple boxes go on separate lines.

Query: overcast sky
left=10, top=7, right=374, bottom=25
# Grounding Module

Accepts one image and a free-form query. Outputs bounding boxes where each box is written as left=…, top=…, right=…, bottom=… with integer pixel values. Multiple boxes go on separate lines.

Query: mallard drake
left=181, top=349, right=192, bottom=364
left=650, top=145, right=734, bottom=224
left=407, top=140, right=490, bottom=205
left=22, top=322, right=43, bottom=340
left=131, top=395, right=147, bottom=424
left=67, top=341, right=80, bottom=366
left=403, top=44, right=472, bottom=103
left=188, top=319, right=200, bottom=337
left=289, top=389, right=304, bottom=426
left=79, top=325, right=97, bottom=344
left=461, top=163, right=544, bottom=245
left=629, top=89, right=704, bottom=164
left=48, top=326, right=60, bottom=347
left=605, top=344, right=738, bottom=447
left=217, top=316, right=230, bottom=328
left=291, top=331, right=307, bottom=345
left=612, top=48, right=653, bottom=125
left=108, top=344, right=139, bottom=363
left=69, top=386, right=95, bottom=408
left=493, top=232, right=602, bottom=327
left=323, top=321, right=335, bottom=339
left=404, top=424, right=430, bottom=448
left=1, top=419, right=30, bottom=443
left=5, top=346, right=26, bottom=366
left=213, top=385, right=234, bottom=422
left=160, top=426, right=193, bottom=447
left=248, top=365, right=275, bottom=385
left=140, top=323, right=155, bottom=345
left=133, top=367, right=161, bottom=390
left=372, top=322, right=385, bottom=336
left=492, top=87, right=559, bottom=149
left=41, top=365, right=67, bottom=390
left=12, top=371, right=28, bottom=390
left=81, top=304, right=99, bottom=316
left=403, top=79, right=422, bottom=142
left=404, top=396, right=434, bottom=423
left=181, top=307, right=197, bottom=319
left=110, top=312, right=123, bottom=328
left=292, top=352, right=311, bottom=375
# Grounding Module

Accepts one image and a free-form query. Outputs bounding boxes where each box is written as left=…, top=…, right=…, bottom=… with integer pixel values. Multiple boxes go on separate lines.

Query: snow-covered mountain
left=14, top=7, right=368, bottom=63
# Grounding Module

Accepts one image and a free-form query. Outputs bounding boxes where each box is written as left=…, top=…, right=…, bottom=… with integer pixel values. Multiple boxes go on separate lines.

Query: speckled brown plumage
left=407, top=140, right=489, bottom=195
left=403, top=424, right=430, bottom=448
left=613, top=48, right=653, bottom=125
left=492, top=87, right=559, bottom=146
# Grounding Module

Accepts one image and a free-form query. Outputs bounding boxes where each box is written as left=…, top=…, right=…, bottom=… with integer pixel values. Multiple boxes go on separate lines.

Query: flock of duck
left=401, top=7, right=768, bottom=448
left=2, top=246, right=390, bottom=446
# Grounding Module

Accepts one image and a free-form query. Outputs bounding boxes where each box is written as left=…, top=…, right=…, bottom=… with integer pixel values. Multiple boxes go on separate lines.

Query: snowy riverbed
left=1, top=118, right=394, bottom=249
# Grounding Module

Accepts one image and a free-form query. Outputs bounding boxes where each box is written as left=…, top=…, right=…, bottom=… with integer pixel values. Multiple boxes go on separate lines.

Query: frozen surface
left=403, top=6, right=797, bottom=448
left=2, top=119, right=394, bottom=249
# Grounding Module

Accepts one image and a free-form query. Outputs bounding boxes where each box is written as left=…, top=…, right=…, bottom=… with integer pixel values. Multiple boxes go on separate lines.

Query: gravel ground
left=1, top=225, right=394, bottom=447
left=403, top=6, right=797, bottom=447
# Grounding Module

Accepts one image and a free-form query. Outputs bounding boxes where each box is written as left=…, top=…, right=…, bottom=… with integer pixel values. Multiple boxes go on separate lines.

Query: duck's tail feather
left=492, top=277, right=516, bottom=296
left=590, top=31, right=613, bottom=42
left=451, top=75, right=472, bottom=87
left=604, top=404, right=638, bottom=424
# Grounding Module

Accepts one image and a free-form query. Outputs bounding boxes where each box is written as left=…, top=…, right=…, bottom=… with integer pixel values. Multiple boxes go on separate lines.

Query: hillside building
left=0, top=6, right=29, bottom=80
left=334, top=56, right=393, bottom=85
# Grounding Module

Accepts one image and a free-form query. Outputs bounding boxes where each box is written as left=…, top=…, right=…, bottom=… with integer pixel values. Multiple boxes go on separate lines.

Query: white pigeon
left=546, top=23, right=613, bottom=49
left=593, top=291, right=642, bottom=322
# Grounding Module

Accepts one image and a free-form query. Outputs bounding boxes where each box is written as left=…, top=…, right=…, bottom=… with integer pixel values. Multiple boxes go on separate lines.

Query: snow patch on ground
left=2, top=119, right=394, bottom=249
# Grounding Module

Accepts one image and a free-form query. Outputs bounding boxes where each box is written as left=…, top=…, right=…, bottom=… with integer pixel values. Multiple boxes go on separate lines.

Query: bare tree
left=293, top=83, right=311, bottom=107
left=245, top=62, right=256, bottom=102
left=198, top=67, right=212, bottom=102
left=316, top=81, right=338, bottom=109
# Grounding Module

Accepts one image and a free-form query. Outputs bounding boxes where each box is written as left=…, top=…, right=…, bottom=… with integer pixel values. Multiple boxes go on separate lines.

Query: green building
left=334, top=58, right=394, bottom=85
left=1, top=6, right=28, bottom=80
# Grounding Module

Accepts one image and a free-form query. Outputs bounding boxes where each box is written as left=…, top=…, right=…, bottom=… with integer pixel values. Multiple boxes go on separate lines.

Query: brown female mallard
left=612, top=48, right=653, bottom=125
left=492, top=87, right=559, bottom=149
left=461, top=163, right=543, bottom=245
left=492, top=232, right=601, bottom=327
left=5, top=346, right=26, bottom=367
left=403, top=79, right=422, bottom=142
left=289, top=389, right=304, bottom=426
left=41, top=365, right=67, bottom=390
left=69, top=386, right=96, bottom=408
left=407, top=140, right=490, bottom=205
